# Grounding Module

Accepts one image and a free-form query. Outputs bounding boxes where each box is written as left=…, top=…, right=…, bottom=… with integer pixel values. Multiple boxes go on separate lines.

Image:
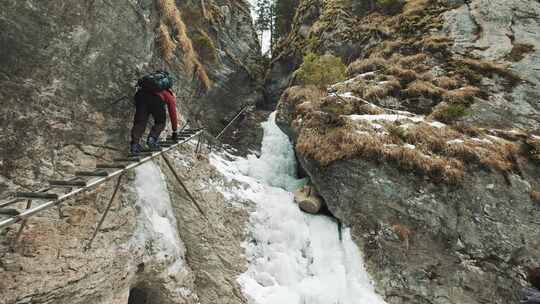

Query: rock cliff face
left=0, top=0, right=259, bottom=303
left=0, top=0, right=263, bottom=191
left=274, top=0, right=540, bottom=303
left=1, top=146, right=249, bottom=304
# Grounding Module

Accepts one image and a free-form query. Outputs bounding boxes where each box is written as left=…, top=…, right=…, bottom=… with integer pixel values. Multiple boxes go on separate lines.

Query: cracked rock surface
left=444, top=0, right=540, bottom=130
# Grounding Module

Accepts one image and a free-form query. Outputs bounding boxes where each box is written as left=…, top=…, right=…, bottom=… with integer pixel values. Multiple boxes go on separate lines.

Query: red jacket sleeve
left=158, top=90, right=178, bottom=131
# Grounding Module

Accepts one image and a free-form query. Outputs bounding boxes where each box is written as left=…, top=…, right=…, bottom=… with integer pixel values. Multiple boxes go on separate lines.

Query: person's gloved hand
left=172, top=131, right=179, bottom=141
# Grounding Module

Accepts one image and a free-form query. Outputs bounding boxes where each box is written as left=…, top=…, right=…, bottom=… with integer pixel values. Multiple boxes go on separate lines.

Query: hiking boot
left=130, top=143, right=143, bottom=155
left=147, top=135, right=161, bottom=151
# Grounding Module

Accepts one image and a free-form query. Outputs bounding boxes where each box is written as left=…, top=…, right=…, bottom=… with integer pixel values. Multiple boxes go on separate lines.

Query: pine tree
left=254, top=0, right=271, bottom=44
left=254, top=0, right=298, bottom=56
left=275, top=0, right=299, bottom=38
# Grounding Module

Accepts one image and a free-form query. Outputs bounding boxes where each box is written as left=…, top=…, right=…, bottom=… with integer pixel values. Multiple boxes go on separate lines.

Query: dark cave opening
left=127, top=287, right=149, bottom=304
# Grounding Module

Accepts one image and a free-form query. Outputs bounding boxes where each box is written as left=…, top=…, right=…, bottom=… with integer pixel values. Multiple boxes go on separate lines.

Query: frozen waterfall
left=211, top=112, right=387, bottom=304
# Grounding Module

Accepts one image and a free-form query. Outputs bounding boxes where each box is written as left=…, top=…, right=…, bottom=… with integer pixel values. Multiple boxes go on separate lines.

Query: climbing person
left=522, top=267, right=540, bottom=304
left=130, top=71, right=179, bottom=154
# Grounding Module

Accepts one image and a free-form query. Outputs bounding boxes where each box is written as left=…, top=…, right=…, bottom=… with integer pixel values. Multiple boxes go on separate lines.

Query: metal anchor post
left=11, top=199, right=33, bottom=250
left=161, top=154, right=207, bottom=219
left=84, top=173, right=124, bottom=251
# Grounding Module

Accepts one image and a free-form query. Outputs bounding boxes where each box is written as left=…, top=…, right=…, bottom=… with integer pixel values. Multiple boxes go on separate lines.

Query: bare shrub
left=296, top=52, right=347, bottom=88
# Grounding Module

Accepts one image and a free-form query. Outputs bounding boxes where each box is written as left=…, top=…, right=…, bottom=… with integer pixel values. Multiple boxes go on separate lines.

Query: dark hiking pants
left=130, top=90, right=166, bottom=144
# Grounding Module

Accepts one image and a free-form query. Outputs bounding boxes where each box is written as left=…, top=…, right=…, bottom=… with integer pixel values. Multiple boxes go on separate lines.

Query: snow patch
left=337, top=92, right=363, bottom=101
left=487, top=135, right=504, bottom=141
left=429, top=121, right=446, bottom=129
left=471, top=138, right=492, bottom=144
left=447, top=139, right=464, bottom=145
left=349, top=114, right=424, bottom=123
left=404, top=144, right=416, bottom=149
left=130, top=161, right=185, bottom=266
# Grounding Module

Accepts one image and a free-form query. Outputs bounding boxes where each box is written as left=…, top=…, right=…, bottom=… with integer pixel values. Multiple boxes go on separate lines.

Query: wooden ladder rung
left=128, top=152, right=154, bottom=158
left=16, top=192, right=59, bottom=200
left=49, top=180, right=87, bottom=187
left=96, top=164, right=127, bottom=169
left=75, top=170, right=109, bottom=177
left=0, top=208, right=20, bottom=216
left=113, top=157, right=141, bottom=162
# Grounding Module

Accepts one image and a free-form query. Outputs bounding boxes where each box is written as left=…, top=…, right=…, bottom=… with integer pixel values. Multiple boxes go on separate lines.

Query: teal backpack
left=137, top=71, right=173, bottom=92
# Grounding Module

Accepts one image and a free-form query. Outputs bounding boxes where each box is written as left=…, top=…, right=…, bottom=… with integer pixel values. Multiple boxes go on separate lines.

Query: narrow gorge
left=1, top=1, right=539, bottom=304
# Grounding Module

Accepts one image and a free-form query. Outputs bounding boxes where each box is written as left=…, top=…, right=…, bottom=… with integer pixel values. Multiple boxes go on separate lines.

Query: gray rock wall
left=443, top=0, right=540, bottom=131
left=0, top=145, right=250, bottom=304
left=272, top=0, right=540, bottom=302
left=299, top=156, right=539, bottom=304
left=0, top=0, right=263, bottom=190
left=0, top=0, right=260, bottom=303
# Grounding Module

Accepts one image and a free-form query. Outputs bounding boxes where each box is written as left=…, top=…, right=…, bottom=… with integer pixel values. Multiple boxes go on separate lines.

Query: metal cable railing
left=0, top=129, right=204, bottom=249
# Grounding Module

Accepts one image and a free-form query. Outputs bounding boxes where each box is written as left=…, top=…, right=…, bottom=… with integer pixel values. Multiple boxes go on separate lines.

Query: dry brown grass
left=392, top=224, right=412, bottom=249
left=156, top=0, right=212, bottom=91
left=347, top=57, right=386, bottom=75
left=394, top=53, right=428, bottom=70
left=459, top=58, right=520, bottom=84
left=297, top=125, right=386, bottom=166
left=435, top=76, right=459, bottom=90
left=443, top=86, right=480, bottom=104
left=477, top=142, right=519, bottom=173
left=364, top=85, right=392, bottom=101
left=156, top=0, right=178, bottom=21
left=440, top=133, right=519, bottom=173
left=385, top=147, right=464, bottom=184
left=379, top=40, right=404, bottom=57
left=530, top=191, right=540, bottom=205
left=284, top=85, right=324, bottom=110
left=451, top=123, right=482, bottom=137
left=402, top=0, right=431, bottom=17
left=363, top=79, right=401, bottom=101
left=402, top=123, right=461, bottom=153
left=386, top=123, right=407, bottom=142
left=387, top=66, right=420, bottom=85
left=295, top=112, right=519, bottom=184
left=295, top=118, right=466, bottom=184
left=320, top=95, right=357, bottom=115
left=526, top=137, right=540, bottom=162
left=404, top=80, right=445, bottom=99
left=357, top=103, right=386, bottom=115
left=421, top=35, right=452, bottom=52
left=418, top=71, right=434, bottom=81
left=444, top=141, right=481, bottom=163
left=158, top=23, right=176, bottom=62
left=429, top=102, right=468, bottom=123
left=506, top=43, right=535, bottom=62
